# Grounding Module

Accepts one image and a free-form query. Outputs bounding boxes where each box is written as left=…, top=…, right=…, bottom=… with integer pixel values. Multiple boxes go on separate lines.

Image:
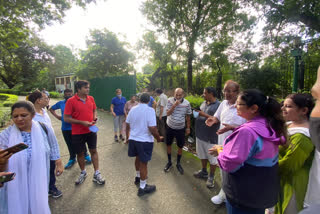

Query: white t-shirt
left=156, top=93, right=168, bottom=117
left=214, top=100, right=246, bottom=145
left=126, top=103, right=157, bottom=143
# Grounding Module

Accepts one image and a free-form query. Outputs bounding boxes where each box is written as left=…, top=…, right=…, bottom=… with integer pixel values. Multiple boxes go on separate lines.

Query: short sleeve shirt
left=126, top=104, right=156, bottom=142
left=33, top=108, right=52, bottom=127
left=156, top=93, right=168, bottom=117
left=50, top=100, right=72, bottom=131
left=214, top=100, right=246, bottom=145
left=64, top=94, right=97, bottom=135
left=148, top=96, right=155, bottom=107
left=195, top=100, right=221, bottom=144
left=166, top=97, right=192, bottom=130
left=111, top=96, right=126, bottom=116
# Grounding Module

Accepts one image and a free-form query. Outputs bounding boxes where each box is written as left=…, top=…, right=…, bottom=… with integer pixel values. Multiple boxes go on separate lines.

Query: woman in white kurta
left=0, top=101, right=63, bottom=214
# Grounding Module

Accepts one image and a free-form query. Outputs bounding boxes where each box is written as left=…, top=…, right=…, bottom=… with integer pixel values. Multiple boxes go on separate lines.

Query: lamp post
left=290, top=38, right=302, bottom=93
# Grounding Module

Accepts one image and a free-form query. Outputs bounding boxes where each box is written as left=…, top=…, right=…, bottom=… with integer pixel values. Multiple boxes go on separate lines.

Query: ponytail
left=239, top=89, right=286, bottom=137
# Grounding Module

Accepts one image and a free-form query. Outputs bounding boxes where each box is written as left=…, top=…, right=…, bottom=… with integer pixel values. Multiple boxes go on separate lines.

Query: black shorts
left=128, top=140, right=154, bottom=163
left=166, top=126, right=185, bottom=148
left=72, top=132, right=97, bottom=154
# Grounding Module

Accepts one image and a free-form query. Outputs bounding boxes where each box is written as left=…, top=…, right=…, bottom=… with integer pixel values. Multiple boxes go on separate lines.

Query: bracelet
left=186, top=128, right=190, bottom=130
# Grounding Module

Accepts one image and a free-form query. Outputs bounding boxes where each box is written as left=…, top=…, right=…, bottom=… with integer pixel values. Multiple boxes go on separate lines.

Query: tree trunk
left=0, top=75, right=15, bottom=89
left=216, top=62, right=222, bottom=100
left=187, top=51, right=193, bottom=93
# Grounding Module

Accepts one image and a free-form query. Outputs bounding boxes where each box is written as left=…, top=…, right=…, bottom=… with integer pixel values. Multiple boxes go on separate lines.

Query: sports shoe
left=137, top=184, right=156, bottom=196
left=93, top=173, right=105, bottom=185
left=134, top=177, right=140, bottom=185
left=206, top=176, right=214, bottom=188
left=211, top=194, right=226, bottom=205
left=176, top=163, right=184, bottom=174
left=114, top=135, right=119, bottom=142
left=49, top=187, right=63, bottom=198
left=85, top=155, right=92, bottom=164
left=119, top=134, right=125, bottom=141
left=75, top=172, right=87, bottom=185
left=193, top=169, right=208, bottom=179
left=64, top=159, right=76, bottom=169
left=164, top=162, right=172, bottom=172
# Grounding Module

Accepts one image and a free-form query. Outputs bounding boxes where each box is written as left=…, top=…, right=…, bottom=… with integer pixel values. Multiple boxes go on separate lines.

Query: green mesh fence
left=89, top=75, right=136, bottom=110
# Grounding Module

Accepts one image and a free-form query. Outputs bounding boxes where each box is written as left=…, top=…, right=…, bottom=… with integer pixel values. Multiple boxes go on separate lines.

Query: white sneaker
left=211, top=195, right=226, bottom=205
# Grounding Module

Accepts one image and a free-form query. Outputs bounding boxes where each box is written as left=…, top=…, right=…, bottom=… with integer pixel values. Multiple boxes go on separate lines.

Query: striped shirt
left=166, top=97, right=192, bottom=129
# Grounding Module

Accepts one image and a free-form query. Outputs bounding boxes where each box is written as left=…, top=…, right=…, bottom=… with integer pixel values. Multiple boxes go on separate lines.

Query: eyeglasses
left=41, top=97, right=49, bottom=100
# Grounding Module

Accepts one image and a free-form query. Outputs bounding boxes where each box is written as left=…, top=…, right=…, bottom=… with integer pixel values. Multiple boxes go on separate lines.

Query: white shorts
left=196, top=137, right=218, bottom=165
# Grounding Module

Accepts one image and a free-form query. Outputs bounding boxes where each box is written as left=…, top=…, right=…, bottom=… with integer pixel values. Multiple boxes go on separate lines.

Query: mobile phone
left=3, top=143, right=28, bottom=154
left=0, top=172, right=15, bottom=183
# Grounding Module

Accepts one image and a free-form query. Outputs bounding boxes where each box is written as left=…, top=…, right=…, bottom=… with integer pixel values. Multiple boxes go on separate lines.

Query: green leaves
left=142, top=0, right=254, bottom=92
left=78, top=29, right=134, bottom=79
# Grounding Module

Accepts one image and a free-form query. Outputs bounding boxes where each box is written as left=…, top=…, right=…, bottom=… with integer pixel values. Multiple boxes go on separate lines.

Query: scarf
left=6, top=121, right=51, bottom=214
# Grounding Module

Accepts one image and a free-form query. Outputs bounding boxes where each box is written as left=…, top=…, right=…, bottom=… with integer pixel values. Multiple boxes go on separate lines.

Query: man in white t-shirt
left=155, top=88, right=168, bottom=137
left=206, top=80, right=246, bottom=205
left=126, top=93, right=163, bottom=197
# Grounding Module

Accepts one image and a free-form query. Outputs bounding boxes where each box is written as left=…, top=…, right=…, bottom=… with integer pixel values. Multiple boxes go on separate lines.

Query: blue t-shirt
left=51, top=100, right=72, bottom=130
left=111, top=96, right=127, bottom=116
left=148, top=96, right=155, bottom=107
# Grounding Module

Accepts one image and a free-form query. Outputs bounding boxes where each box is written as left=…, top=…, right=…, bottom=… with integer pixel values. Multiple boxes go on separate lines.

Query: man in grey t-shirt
left=164, top=88, right=192, bottom=174
left=193, top=87, right=220, bottom=188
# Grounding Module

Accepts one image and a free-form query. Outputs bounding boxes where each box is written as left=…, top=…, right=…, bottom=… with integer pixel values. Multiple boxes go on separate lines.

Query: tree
left=238, top=66, right=282, bottom=96
left=0, top=0, right=97, bottom=48
left=142, top=64, right=155, bottom=74
left=78, top=29, right=134, bottom=79
left=138, top=31, right=177, bottom=89
left=142, top=0, right=255, bottom=92
left=0, top=0, right=96, bottom=89
left=0, top=34, right=53, bottom=90
left=254, top=0, right=320, bottom=35
left=43, top=45, right=80, bottom=89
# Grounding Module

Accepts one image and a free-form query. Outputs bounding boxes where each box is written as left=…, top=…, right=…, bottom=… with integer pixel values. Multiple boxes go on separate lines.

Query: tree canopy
left=142, top=0, right=255, bottom=92
left=77, top=29, right=134, bottom=79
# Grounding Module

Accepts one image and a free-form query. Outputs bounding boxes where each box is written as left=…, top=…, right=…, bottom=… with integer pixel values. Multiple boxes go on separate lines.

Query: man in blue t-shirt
left=110, top=88, right=127, bottom=142
left=50, top=89, right=91, bottom=169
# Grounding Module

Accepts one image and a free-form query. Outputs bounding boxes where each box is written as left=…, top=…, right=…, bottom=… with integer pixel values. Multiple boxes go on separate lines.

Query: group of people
left=113, top=71, right=320, bottom=214
left=1, top=65, right=320, bottom=213
left=0, top=80, right=105, bottom=214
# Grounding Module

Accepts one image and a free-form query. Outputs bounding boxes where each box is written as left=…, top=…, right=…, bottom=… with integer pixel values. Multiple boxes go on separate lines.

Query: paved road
left=47, top=98, right=226, bottom=214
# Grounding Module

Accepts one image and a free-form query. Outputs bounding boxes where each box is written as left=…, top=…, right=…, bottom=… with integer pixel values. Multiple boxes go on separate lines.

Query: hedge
left=49, top=91, right=63, bottom=98
left=0, top=107, right=11, bottom=127
left=0, top=89, right=28, bottom=96
left=0, top=93, right=18, bottom=107
left=185, top=94, right=204, bottom=109
left=0, top=94, right=18, bottom=128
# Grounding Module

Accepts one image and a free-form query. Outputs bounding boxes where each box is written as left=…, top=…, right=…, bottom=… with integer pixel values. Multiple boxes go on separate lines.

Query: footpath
left=47, top=98, right=226, bottom=214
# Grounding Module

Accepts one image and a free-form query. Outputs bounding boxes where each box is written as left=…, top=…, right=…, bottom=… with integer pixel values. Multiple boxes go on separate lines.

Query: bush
left=0, top=89, right=28, bottom=96
left=185, top=95, right=204, bottom=109
left=49, top=91, right=62, bottom=98
left=0, top=94, right=17, bottom=128
left=0, top=107, right=11, bottom=127
left=0, top=94, right=18, bottom=107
